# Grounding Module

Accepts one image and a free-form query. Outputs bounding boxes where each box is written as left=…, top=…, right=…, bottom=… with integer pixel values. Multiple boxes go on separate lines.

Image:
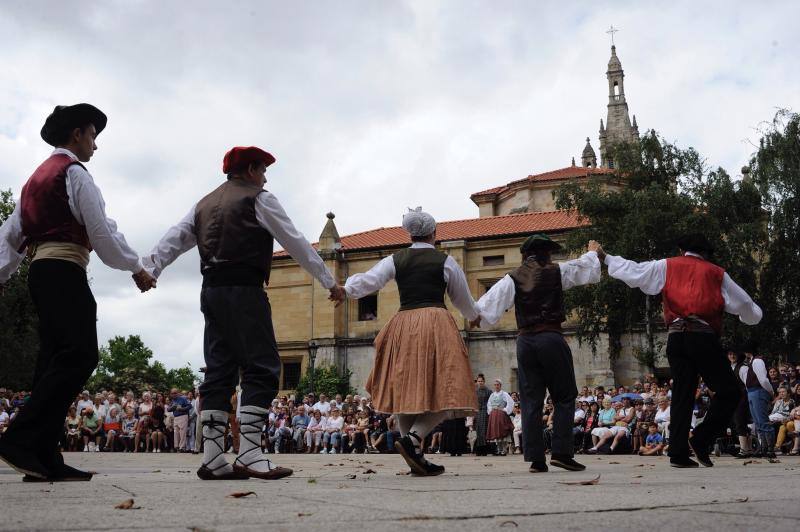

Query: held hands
left=132, top=269, right=157, bottom=293
left=588, top=240, right=605, bottom=262
left=328, top=285, right=346, bottom=307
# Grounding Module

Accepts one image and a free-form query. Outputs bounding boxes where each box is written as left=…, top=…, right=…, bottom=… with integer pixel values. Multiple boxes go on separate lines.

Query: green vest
left=393, top=247, right=447, bottom=311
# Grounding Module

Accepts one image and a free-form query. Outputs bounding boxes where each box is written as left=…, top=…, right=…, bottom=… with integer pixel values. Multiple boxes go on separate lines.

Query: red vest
left=662, top=255, right=725, bottom=334
left=19, top=153, right=92, bottom=251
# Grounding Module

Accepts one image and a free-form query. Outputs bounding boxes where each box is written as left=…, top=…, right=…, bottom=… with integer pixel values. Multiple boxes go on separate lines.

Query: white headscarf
left=402, top=207, right=436, bottom=237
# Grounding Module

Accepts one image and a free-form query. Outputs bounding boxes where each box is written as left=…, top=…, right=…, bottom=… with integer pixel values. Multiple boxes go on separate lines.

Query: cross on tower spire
left=606, top=25, right=619, bottom=46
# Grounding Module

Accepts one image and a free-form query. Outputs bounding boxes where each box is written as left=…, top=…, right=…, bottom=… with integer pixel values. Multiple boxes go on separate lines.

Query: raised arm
left=603, top=254, right=667, bottom=295
left=443, top=256, right=479, bottom=321
left=475, top=275, right=516, bottom=326
left=0, top=202, right=25, bottom=285
left=344, top=256, right=395, bottom=300
left=255, top=191, right=336, bottom=289
left=142, top=205, right=198, bottom=279
left=720, top=273, right=762, bottom=325
left=559, top=250, right=601, bottom=290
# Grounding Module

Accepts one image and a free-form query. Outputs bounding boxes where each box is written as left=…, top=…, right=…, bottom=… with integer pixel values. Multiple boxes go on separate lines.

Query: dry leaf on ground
left=632, top=475, right=643, bottom=478
left=345, top=474, right=357, bottom=479
left=609, top=461, right=620, bottom=464
left=298, top=512, right=313, bottom=517
left=363, top=468, right=377, bottom=474
left=737, top=497, right=749, bottom=503
left=115, top=499, right=141, bottom=510
left=499, top=521, right=519, bottom=527
left=768, top=458, right=781, bottom=463
left=227, top=491, right=257, bottom=498
left=743, top=460, right=761, bottom=466
left=557, top=474, right=601, bottom=486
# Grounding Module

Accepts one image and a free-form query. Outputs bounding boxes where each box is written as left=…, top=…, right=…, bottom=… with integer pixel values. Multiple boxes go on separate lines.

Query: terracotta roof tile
left=274, top=210, right=586, bottom=257
left=471, top=166, right=613, bottom=198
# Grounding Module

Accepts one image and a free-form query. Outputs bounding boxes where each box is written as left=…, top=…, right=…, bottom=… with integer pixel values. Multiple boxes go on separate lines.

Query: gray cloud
left=1, top=0, right=798, bottom=369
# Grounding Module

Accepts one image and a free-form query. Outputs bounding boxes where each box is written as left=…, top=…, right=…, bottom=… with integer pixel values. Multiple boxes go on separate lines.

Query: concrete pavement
left=2, top=452, right=799, bottom=531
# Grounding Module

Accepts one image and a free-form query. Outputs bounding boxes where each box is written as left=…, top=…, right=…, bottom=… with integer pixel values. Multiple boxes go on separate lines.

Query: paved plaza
left=2, top=452, right=799, bottom=531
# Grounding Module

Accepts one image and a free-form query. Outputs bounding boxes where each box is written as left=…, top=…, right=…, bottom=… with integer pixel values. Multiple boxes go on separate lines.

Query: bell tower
left=598, top=43, right=639, bottom=168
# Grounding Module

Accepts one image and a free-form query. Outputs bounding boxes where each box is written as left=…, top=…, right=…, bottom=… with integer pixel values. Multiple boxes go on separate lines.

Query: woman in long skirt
left=344, top=208, right=480, bottom=476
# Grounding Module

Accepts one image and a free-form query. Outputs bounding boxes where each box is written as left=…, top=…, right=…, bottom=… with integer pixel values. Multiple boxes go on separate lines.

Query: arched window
left=613, top=82, right=620, bottom=99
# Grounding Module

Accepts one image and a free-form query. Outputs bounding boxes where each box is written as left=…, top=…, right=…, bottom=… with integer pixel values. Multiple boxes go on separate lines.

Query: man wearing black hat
left=597, top=233, right=762, bottom=468
left=0, top=104, right=155, bottom=481
left=142, top=146, right=345, bottom=481
left=475, top=235, right=602, bottom=473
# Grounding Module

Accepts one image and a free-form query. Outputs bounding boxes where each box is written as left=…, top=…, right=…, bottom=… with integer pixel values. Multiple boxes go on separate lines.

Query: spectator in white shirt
left=312, top=394, right=331, bottom=416
left=321, top=407, right=344, bottom=454
left=305, top=411, right=325, bottom=453
left=654, top=398, right=671, bottom=437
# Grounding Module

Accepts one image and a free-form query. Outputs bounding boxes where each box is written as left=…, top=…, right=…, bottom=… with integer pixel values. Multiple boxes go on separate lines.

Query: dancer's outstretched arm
left=0, top=202, right=25, bottom=292
left=344, top=256, right=395, bottom=299
left=142, top=205, right=197, bottom=278
left=476, top=244, right=601, bottom=327
left=443, top=256, right=479, bottom=321
left=603, top=254, right=666, bottom=295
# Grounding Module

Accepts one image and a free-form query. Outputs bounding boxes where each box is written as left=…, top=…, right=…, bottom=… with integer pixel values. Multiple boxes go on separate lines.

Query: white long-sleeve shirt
left=142, top=190, right=335, bottom=289
left=344, top=242, right=479, bottom=321
left=738, top=358, right=773, bottom=396
left=476, top=251, right=601, bottom=326
left=487, top=390, right=515, bottom=415
left=0, top=148, right=143, bottom=283
left=604, top=252, right=762, bottom=325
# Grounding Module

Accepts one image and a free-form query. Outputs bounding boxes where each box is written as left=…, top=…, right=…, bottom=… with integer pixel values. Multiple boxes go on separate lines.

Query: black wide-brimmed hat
left=40, top=103, right=107, bottom=146
left=676, top=233, right=714, bottom=255
left=520, top=233, right=562, bottom=253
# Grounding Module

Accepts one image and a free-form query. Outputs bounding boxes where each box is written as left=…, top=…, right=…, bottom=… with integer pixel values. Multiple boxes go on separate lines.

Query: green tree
left=749, top=110, right=800, bottom=361
left=0, top=190, right=39, bottom=389
left=87, top=335, right=199, bottom=393
left=296, top=364, right=355, bottom=398
left=555, top=131, right=766, bottom=368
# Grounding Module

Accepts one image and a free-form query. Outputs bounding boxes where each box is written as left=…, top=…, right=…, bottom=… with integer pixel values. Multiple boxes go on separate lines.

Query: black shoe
left=670, top=456, right=699, bottom=468
left=689, top=437, right=713, bottom=467
left=550, top=455, right=586, bottom=471
left=394, top=436, right=427, bottom=476
left=529, top=461, right=548, bottom=473
left=734, top=450, right=754, bottom=459
left=22, top=462, right=94, bottom=483
left=416, top=458, right=445, bottom=476
left=0, top=441, right=50, bottom=479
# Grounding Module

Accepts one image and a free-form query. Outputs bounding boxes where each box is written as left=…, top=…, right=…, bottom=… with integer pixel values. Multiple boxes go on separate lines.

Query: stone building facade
left=267, top=45, right=660, bottom=395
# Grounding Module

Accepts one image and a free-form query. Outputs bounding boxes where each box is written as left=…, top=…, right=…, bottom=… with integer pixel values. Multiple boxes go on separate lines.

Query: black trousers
left=199, top=286, right=281, bottom=413
left=516, top=332, right=578, bottom=463
left=3, top=260, right=98, bottom=465
left=666, top=332, right=741, bottom=458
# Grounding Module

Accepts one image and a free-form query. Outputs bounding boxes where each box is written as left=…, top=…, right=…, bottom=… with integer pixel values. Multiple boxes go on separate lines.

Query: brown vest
left=509, top=258, right=566, bottom=333
left=194, top=179, right=274, bottom=287
left=393, top=247, right=448, bottom=311
left=744, top=362, right=761, bottom=389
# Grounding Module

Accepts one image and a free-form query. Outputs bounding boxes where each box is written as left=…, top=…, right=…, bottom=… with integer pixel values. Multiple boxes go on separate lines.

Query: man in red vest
left=0, top=104, right=155, bottom=481
left=597, top=234, right=762, bottom=468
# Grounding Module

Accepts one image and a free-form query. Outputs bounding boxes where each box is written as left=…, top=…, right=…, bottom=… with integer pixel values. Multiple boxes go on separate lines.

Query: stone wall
left=338, top=329, right=665, bottom=395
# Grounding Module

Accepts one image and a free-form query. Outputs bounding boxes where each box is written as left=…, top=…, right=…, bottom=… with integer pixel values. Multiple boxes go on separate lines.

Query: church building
left=268, top=45, right=654, bottom=395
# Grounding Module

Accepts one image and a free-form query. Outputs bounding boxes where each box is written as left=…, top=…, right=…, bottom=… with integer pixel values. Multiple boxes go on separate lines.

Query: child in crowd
left=639, top=423, right=665, bottom=456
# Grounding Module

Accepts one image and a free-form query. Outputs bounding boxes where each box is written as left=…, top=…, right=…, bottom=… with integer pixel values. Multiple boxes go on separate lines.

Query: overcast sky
left=1, top=1, right=798, bottom=372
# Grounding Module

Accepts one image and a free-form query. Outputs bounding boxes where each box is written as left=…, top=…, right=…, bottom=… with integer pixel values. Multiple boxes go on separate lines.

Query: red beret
left=222, top=146, right=276, bottom=174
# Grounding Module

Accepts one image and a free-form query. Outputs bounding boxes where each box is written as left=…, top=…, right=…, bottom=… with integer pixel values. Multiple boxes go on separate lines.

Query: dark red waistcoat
left=19, top=153, right=92, bottom=251
left=662, top=255, right=725, bottom=334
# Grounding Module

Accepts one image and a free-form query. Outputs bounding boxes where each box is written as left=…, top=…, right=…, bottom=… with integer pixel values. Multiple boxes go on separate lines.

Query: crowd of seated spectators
left=1, top=361, right=798, bottom=458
